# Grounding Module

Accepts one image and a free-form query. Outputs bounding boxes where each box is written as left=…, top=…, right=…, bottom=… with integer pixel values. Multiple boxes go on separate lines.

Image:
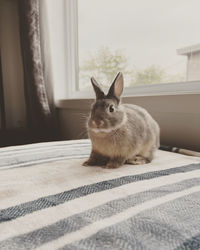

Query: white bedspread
left=0, top=139, right=200, bottom=250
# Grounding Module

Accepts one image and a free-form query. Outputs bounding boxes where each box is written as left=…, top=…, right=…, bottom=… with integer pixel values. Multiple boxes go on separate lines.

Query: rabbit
left=83, top=72, right=160, bottom=169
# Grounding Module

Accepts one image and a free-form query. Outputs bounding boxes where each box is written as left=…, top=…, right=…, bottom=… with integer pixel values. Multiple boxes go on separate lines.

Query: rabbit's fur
left=83, top=72, right=160, bottom=168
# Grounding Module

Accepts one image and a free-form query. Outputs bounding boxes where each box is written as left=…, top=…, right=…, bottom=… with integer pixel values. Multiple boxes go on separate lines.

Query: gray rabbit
left=83, top=72, right=160, bottom=168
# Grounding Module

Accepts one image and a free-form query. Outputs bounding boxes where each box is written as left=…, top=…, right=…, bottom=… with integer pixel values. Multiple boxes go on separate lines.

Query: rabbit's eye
left=109, top=105, right=115, bottom=113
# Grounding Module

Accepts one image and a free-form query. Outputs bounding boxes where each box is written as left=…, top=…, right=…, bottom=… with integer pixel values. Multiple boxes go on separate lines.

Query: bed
left=1, top=139, right=200, bottom=250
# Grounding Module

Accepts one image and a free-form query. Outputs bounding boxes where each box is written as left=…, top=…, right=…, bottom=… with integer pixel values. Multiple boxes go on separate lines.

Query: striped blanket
left=1, top=139, right=200, bottom=250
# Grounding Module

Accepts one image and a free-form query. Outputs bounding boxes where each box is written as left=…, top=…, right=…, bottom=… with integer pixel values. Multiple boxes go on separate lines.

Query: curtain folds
left=18, top=0, right=58, bottom=142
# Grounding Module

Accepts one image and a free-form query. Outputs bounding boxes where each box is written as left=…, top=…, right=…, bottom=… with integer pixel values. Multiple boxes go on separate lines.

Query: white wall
left=57, top=94, right=200, bottom=152
left=0, top=0, right=26, bottom=129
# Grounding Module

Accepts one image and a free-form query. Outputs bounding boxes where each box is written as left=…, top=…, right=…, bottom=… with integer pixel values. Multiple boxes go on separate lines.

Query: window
left=76, top=0, right=200, bottom=97
left=48, top=0, right=200, bottom=100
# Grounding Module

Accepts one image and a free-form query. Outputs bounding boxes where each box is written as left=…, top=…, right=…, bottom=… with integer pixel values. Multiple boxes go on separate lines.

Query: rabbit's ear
left=107, top=72, right=124, bottom=102
left=91, top=77, right=105, bottom=99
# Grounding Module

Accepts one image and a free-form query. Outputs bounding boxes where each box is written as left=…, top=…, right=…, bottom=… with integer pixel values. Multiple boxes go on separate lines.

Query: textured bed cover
left=0, top=139, right=200, bottom=250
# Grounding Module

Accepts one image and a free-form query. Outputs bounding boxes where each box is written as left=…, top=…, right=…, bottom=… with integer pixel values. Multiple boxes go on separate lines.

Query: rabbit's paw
left=127, top=155, right=148, bottom=165
left=82, top=159, right=96, bottom=166
left=82, top=160, right=90, bottom=166
left=103, top=157, right=125, bottom=169
left=103, top=162, right=120, bottom=169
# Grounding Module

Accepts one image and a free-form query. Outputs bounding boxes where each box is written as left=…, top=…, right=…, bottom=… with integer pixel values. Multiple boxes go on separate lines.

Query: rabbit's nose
left=92, top=120, right=104, bottom=128
left=99, top=120, right=104, bottom=127
left=92, top=121, right=96, bottom=127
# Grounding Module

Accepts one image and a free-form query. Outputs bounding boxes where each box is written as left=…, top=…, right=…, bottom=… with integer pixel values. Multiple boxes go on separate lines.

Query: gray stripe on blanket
left=1, top=163, right=200, bottom=223
left=0, top=154, right=89, bottom=171
left=0, top=141, right=90, bottom=155
left=175, top=232, right=200, bottom=250
left=0, top=143, right=90, bottom=158
left=62, top=191, right=200, bottom=250
left=1, top=178, right=200, bottom=250
left=0, top=144, right=91, bottom=170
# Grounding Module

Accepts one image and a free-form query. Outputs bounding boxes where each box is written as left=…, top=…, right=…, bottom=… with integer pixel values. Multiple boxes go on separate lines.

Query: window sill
left=56, top=93, right=200, bottom=113
left=62, top=80, right=200, bottom=100
left=56, top=81, right=200, bottom=110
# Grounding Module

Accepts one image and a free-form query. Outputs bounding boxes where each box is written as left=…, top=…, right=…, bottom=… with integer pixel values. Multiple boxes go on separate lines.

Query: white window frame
left=64, top=0, right=200, bottom=99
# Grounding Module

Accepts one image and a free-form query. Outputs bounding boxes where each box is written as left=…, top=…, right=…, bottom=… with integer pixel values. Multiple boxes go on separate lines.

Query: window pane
left=78, top=0, right=200, bottom=89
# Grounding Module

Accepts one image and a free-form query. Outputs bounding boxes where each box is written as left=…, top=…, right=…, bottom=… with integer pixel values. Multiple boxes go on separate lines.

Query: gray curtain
left=18, top=0, right=58, bottom=142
